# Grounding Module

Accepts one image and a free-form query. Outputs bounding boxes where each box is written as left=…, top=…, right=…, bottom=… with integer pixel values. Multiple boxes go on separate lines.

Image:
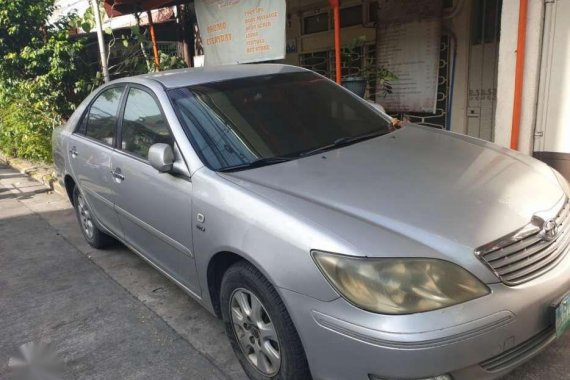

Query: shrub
left=0, top=99, right=61, bottom=162
left=0, top=1, right=187, bottom=163
left=0, top=0, right=98, bottom=163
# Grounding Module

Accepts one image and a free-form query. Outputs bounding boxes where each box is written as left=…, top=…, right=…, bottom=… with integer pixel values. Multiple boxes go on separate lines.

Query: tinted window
left=303, top=12, right=328, bottom=34
left=472, top=0, right=502, bottom=44
left=169, top=72, right=391, bottom=171
left=84, top=86, right=124, bottom=145
left=121, top=88, right=173, bottom=159
left=340, top=5, right=362, bottom=28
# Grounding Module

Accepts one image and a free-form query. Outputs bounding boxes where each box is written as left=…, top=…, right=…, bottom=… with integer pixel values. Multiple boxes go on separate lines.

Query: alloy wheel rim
left=77, top=193, right=94, bottom=240
left=230, top=288, right=281, bottom=376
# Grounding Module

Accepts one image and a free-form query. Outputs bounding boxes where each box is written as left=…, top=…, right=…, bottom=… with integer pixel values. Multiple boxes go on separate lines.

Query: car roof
left=115, top=64, right=310, bottom=89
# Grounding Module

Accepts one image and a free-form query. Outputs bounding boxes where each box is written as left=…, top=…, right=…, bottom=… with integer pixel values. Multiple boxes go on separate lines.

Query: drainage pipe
left=510, top=0, right=529, bottom=150
left=329, top=0, right=341, bottom=84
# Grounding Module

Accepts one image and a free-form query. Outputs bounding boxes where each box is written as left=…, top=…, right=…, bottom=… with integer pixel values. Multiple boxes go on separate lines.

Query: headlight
left=312, top=251, right=490, bottom=314
left=552, top=169, right=570, bottom=196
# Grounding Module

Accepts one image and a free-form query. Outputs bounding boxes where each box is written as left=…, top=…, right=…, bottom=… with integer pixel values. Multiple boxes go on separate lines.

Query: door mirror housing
left=148, top=143, right=174, bottom=173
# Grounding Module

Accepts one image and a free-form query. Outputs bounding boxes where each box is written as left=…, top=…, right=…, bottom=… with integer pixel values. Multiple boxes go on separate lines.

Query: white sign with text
left=195, top=0, right=286, bottom=65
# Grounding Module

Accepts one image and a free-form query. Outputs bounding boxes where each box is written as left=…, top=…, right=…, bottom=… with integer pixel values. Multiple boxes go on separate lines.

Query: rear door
left=111, top=84, right=199, bottom=294
left=67, top=85, right=126, bottom=237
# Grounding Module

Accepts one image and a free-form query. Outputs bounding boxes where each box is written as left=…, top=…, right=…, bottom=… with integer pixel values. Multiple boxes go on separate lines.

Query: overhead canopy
left=103, top=0, right=189, bottom=17
left=102, top=0, right=189, bottom=70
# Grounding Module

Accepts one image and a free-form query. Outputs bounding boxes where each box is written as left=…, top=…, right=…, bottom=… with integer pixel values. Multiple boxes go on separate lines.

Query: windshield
left=168, top=71, right=392, bottom=171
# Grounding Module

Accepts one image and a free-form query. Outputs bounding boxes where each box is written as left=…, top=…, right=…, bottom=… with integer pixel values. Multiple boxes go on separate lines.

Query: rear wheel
left=73, top=186, right=113, bottom=249
left=220, top=261, right=312, bottom=380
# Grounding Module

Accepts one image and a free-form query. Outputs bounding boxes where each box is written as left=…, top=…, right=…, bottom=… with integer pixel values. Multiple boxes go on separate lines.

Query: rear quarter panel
left=52, top=125, right=69, bottom=187
left=51, top=87, right=100, bottom=187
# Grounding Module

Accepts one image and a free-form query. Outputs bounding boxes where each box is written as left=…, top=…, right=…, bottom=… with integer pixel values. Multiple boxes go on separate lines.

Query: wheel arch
left=207, top=250, right=275, bottom=319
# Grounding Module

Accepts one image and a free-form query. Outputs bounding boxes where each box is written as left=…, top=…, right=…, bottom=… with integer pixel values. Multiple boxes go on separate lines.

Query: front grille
left=476, top=198, right=570, bottom=285
left=480, top=328, right=555, bottom=372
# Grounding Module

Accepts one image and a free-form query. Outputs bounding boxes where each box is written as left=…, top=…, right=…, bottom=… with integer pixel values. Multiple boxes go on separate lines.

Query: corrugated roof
left=104, top=0, right=188, bottom=17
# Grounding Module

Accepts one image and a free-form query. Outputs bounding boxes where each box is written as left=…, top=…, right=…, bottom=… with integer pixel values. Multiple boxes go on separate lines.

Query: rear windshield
left=169, top=71, right=392, bottom=171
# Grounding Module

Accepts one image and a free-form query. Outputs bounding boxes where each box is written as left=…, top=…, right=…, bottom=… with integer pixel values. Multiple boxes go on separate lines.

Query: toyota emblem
left=541, top=218, right=559, bottom=241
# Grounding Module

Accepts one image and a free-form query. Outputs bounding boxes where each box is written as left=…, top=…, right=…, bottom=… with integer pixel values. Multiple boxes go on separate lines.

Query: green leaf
left=81, top=22, right=92, bottom=32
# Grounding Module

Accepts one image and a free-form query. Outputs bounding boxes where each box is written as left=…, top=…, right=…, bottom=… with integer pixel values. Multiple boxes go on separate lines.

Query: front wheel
left=220, top=262, right=312, bottom=380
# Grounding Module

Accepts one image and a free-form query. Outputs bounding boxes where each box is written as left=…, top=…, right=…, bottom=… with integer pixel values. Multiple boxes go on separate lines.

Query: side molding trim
left=115, top=204, right=194, bottom=258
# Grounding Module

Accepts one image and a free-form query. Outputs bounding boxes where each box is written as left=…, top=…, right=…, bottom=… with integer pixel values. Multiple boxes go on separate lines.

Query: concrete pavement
left=0, top=164, right=243, bottom=380
left=0, top=163, right=569, bottom=379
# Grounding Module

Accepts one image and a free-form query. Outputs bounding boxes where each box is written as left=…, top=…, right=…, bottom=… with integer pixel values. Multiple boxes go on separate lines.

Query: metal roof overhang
left=103, top=0, right=189, bottom=17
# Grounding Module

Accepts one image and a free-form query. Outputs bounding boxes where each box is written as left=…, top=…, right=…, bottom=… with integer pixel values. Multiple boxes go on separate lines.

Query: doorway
left=466, top=0, right=502, bottom=141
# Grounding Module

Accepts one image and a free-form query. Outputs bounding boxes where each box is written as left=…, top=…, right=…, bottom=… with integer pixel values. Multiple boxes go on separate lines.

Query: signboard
left=375, top=0, right=442, bottom=113
left=195, top=0, right=286, bottom=66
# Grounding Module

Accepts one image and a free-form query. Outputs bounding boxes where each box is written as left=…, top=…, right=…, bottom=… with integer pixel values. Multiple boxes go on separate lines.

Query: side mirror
left=148, top=143, right=174, bottom=173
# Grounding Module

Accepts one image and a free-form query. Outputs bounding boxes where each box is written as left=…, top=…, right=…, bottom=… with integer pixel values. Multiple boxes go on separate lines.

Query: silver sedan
left=53, top=64, right=570, bottom=380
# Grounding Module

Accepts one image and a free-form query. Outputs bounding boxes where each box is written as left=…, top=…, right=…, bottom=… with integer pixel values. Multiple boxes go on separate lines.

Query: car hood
left=222, top=126, right=564, bottom=266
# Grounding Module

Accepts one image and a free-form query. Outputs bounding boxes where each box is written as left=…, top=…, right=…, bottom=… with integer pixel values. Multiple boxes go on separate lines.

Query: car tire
left=221, top=261, right=312, bottom=380
left=72, top=186, right=114, bottom=249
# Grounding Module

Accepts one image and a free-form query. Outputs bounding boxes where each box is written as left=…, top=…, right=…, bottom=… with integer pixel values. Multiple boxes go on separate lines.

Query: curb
left=0, top=153, right=66, bottom=196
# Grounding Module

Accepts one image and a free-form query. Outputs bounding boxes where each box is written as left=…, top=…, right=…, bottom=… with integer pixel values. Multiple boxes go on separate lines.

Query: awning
left=102, top=6, right=174, bottom=30
left=103, top=0, right=189, bottom=70
left=103, top=0, right=188, bottom=17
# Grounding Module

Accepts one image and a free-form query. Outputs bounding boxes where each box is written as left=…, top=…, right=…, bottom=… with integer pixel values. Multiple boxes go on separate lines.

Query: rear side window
left=120, top=87, right=173, bottom=159
left=82, top=86, right=125, bottom=145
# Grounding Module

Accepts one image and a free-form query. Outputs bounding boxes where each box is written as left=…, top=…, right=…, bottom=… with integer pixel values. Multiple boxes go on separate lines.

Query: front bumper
left=280, top=250, right=570, bottom=380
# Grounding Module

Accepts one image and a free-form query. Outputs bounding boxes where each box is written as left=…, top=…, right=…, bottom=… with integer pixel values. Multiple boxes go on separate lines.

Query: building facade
left=280, top=0, right=569, bottom=177
left=52, top=0, right=570, bottom=177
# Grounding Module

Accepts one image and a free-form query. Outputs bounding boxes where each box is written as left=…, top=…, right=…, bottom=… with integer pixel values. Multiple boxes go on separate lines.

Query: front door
left=111, top=85, right=200, bottom=295
left=67, top=85, right=126, bottom=237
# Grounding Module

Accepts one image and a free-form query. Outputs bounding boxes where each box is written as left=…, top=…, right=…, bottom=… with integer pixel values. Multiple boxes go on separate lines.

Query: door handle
left=69, top=147, right=79, bottom=158
left=111, top=168, right=125, bottom=182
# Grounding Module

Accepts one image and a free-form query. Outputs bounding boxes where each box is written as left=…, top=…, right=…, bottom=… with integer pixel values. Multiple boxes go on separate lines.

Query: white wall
left=494, top=0, right=544, bottom=154
left=534, top=0, right=570, bottom=154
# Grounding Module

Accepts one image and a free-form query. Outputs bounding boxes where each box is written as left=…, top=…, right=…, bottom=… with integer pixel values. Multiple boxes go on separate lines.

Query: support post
left=91, top=0, right=110, bottom=83
left=147, top=10, right=161, bottom=70
left=329, top=0, right=341, bottom=84
left=177, top=4, right=192, bottom=67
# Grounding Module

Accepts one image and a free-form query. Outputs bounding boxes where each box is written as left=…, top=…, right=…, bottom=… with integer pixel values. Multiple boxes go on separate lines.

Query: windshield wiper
left=218, top=156, right=293, bottom=172
left=299, top=130, right=390, bottom=157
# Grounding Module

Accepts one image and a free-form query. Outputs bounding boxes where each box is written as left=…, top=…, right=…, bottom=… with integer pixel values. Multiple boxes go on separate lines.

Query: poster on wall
left=376, top=0, right=442, bottom=113
left=195, top=0, right=286, bottom=66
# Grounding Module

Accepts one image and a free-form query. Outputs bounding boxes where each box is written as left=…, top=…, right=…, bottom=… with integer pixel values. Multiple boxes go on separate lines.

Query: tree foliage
left=0, top=0, right=55, bottom=66
left=0, top=0, right=97, bottom=162
left=0, top=0, right=188, bottom=162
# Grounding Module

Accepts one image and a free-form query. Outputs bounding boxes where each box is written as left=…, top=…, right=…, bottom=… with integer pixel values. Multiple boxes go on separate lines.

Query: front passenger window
left=121, top=88, right=173, bottom=159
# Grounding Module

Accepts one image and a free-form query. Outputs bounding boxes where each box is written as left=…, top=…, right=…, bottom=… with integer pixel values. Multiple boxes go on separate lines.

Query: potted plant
left=340, top=36, right=397, bottom=99
left=362, top=60, right=398, bottom=99
left=340, top=36, right=367, bottom=97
